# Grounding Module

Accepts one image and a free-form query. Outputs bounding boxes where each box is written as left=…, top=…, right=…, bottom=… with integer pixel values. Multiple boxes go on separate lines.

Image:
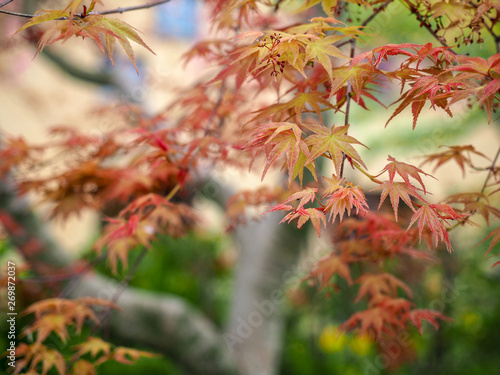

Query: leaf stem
left=339, top=39, right=356, bottom=178
left=353, top=163, right=383, bottom=184
left=165, top=183, right=181, bottom=201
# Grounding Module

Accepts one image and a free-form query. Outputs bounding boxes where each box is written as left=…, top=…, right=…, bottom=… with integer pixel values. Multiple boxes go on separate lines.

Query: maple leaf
left=0, top=136, right=43, bottom=176
left=293, top=0, right=340, bottom=17
left=407, top=204, right=464, bottom=252
left=96, top=347, right=159, bottom=366
left=304, top=35, right=349, bottom=82
left=340, top=306, right=403, bottom=339
left=251, top=91, right=334, bottom=122
left=70, top=360, right=96, bottom=375
left=288, top=147, right=318, bottom=186
left=377, top=296, right=413, bottom=315
left=322, top=182, right=369, bottom=222
left=352, top=43, right=455, bottom=70
left=22, top=313, right=70, bottom=343
left=476, top=226, right=500, bottom=257
left=281, top=187, right=318, bottom=210
left=304, top=123, right=368, bottom=175
left=377, top=156, right=433, bottom=195
left=73, top=336, right=112, bottom=359
left=373, top=181, right=421, bottom=221
left=269, top=204, right=327, bottom=237
left=21, top=298, right=119, bottom=343
left=15, top=343, right=66, bottom=375
left=303, top=253, right=353, bottom=287
left=385, top=75, right=459, bottom=128
left=88, top=15, right=155, bottom=74
left=448, top=54, right=500, bottom=123
left=451, top=54, right=500, bottom=77
left=244, top=121, right=307, bottom=183
left=322, top=174, right=344, bottom=196
left=445, top=192, right=500, bottom=225
left=409, top=309, right=452, bottom=334
left=420, top=145, right=489, bottom=177
left=16, top=1, right=154, bottom=74
left=355, top=273, right=413, bottom=303
left=329, top=64, right=381, bottom=101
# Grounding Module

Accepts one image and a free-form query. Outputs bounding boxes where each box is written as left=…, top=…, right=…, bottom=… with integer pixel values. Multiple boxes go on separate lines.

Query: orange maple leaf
left=305, top=123, right=368, bottom=175
left=408, top=204, right=464, bottom=252
left=377, top=156, right=434, bottom=195
left=303, top=253, right=353, bottom=287
left=355, top=273, right=413, bottom=303
left=409, top=309, right=452, bottom=334
left=421, top=145, right=489, bottom=177
left=322, top=182, right=369, bottom=222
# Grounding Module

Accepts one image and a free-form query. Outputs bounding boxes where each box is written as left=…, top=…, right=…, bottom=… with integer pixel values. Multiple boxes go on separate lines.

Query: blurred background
left=0, top=1, right=500, bottom=374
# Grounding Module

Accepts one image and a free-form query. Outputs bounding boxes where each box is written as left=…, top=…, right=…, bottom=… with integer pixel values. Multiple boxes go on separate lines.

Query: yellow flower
left=462, top=312, right=482, bottom=333
left=319, top=325, right=348, bottom=353
left=349, top=333, right=373, bottom=356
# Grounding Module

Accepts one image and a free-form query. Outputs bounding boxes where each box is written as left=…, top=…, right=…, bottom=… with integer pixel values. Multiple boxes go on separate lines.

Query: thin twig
left=336, top=1, right=392, bottom=49
left=0, top=0, right=171, bottom=19
left=339, top=39, right=356, bottom=178
left=273, top=0, right=284, bottom=13
left=468, top=1, right=500, bottom=54
left=480, top=145, right=500, bottom=194
left=401, top=0, right=457, bottom=54
left=58, top=253, right=108, bottom=298
left=0, top=0, right=13, bottom=9
left=97, top=0, right=171, bottom=16
left=91, top=248, right=148, bottom=337
left=361, top=0, right=392, bottom=27
left=0, top=9, right=32, bottom=18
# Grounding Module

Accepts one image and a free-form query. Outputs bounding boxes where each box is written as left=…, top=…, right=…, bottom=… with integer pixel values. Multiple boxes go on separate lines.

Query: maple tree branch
left=0, top=0, right=13, bottom=9
left=335, top=0, right=392, bottom=49
left=93, top=247, right=149, bottom=340
left=339, top=39, right=356, bottom=178
left=468, top=1, right=500, bottom=54
left=0, top=0, right=171, bottom=19
left=0, top=175, right=239, bottom=374
left=0, top=9, right=31, bottom=18
left=401, top=0, right=457, bottom=54
left=480, top=145, right=500, bottom=194
left=41, top=48, right=116, bottom=86
left=95, top=0, right=171, bottom=16
left=204, top=82, right=227, bottom=138
left=361, top=0, right=392, bottom=27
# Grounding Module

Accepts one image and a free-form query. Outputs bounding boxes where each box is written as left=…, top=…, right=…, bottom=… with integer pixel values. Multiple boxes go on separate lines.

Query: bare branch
left=339, top=39, right=356, bottom=178
left=96, top=0, right=171, bottom=16
left=0, top=0, right=171, bottom=19
left=335, top=1, right=392, bottom=49
left=481, top=146, right=500, bottom=194
left=401, top=0, right=457, bottom=54
left=0, top=0, right=13, bottom=9
left=0, top=9, right=32, bottom=18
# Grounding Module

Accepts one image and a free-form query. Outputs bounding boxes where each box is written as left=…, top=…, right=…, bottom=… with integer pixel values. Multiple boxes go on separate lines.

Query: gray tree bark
left=1, top=175, right=309, bottom=375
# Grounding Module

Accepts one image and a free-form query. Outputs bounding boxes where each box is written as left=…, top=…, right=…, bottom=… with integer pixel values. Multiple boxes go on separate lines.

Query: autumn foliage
left=1, top=0, right=500, bottom=373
